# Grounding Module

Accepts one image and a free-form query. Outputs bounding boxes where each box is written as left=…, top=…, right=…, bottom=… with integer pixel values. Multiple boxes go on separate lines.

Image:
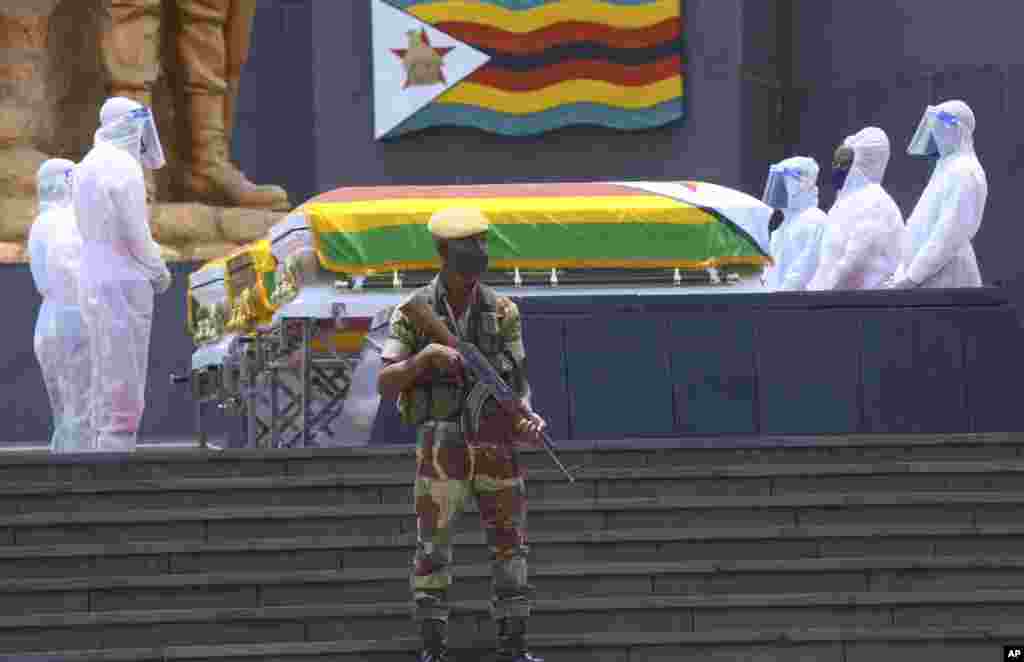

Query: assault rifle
left=399, top=294, right=576, bottom=483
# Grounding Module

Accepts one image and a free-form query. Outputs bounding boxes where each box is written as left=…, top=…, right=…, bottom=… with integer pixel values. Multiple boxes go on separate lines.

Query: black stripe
left=479, top=39, right=683, bottom=71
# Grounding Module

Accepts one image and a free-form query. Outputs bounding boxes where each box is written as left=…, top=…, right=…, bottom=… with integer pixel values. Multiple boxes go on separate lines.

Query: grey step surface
left=10, top=626, right=1024, bottom=662
left=2, top=556, right=1024, bottom=617
left=5, top=521, right=1024, bottom=578
left=4, top=491, right=1024, bottom=546
left=0, top=432, right=1019, bottom=484
left=1, top=590, right=1023, bottom=653
left=3, top=434, right=1023, bottom=660
left=3, top=460, right=1024, bottom=514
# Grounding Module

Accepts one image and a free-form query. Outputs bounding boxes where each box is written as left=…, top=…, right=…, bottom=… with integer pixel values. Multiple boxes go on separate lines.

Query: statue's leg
left=177, top=0, right=289, bottom=210
left=224, top=0, right=257, bottom=138
left=100, top=0, right=162, bottom=202
left=0, top=1, right=62, bottom=200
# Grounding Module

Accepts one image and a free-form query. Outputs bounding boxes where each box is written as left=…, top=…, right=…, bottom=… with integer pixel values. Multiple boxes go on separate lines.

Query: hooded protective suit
left=808, top=127, right=905, bottom=291
left=761, top=156, right=828, bottom=291
left=892, top=100, right=987, bottom=288
left=74, top=97, right=172, bottom=452
left=29, top=159, right=94, bottom=453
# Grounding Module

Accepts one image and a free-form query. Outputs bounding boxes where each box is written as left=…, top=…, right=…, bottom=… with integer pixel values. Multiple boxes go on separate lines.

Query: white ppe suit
left=808, top=127, right=905, bottom=291
left=761, top=156, right=828, bottom=291
left=29, top=159, right=94, bottom=453
left=74, top=97, right=172, bottom=452
left=892, top=100, right=987, bottom=288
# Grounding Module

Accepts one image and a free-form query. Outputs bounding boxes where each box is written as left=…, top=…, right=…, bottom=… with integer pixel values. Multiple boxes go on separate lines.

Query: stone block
left=693, top=605, right=891, bottom=631
left=0, top=589, right=89, bottom=617
left=183, top=240, right=245, bottom=263
left=0, top=106, right=35, bottom=148
left=818, top=535, right=933, bottom=558
left=0, top=14, right=50, bottom=50
left=0, top=196, right=35, bottom=242
left=15, top=520, right=206, bottom=546
left=0, top=147, right=45, bottom=196
left=159, top=243, right=185, bottom=262
left=219, top=207, right=281, bottom=243
left=90, top=583, right=261, bottom=612
left=892, top=602, right=1024, bottom=628
left=151, top=203, right=222, bottom=245
left=0, top=241, right=25, bottom=262
left=169, top=549, right=341, bottom=575
left=642, top=643, right=843, bottom=662
left=846, top=641, right=994, bottom=662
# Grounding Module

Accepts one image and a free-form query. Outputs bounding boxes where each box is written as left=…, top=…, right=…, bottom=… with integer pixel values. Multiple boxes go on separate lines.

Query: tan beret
left=427, top=207, right=490, bottom=239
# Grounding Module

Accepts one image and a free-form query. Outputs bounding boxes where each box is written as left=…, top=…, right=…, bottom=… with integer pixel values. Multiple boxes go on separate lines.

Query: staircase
left=1, top=433, right=1023, bottom=661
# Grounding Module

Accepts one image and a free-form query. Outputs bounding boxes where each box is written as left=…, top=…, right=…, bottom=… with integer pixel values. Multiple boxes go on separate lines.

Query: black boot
left=496, top=617, right=544, bottom=662
left=417, top=618, right=450, bottom=662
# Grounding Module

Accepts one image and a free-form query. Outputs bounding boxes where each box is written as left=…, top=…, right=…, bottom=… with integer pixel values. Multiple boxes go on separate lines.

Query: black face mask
left=832, top=167, right=850, bottom=193
left=447, top=237, right=489, bottom=280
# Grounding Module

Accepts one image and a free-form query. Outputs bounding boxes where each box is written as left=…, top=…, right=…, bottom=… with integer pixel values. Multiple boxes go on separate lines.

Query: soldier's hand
left=516, top=411, right=547, bottom=448
left=422, top=343, right=464, bottom=382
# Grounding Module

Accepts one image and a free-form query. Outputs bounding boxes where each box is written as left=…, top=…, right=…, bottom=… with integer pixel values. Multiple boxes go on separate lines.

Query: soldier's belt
left=420, top=420, right=464, bottom=444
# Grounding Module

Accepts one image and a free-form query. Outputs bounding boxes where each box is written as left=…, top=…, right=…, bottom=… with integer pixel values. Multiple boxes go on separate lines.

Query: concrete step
left=3, top=491, right=1023, bottom=547
left=3, top=459, right=1024, bottom=515
left=0, top=590, right=1021, bottom=653
left=14, top=625, right=1024, bottom=662
left=0, top=432, right=1018, bottom=485
left=1, top=556, right=1023, bottom=617
left=2, top=520, right=1024, bottom=579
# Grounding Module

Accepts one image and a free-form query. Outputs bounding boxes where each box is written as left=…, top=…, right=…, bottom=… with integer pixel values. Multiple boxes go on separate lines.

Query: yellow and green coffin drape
left=187, top=240, right=277, bottom=339
left=296, top=181, right=771, bottom=274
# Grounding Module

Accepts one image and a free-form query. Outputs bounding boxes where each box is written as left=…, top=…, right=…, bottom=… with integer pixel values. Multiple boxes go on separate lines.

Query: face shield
left=762, top=165, right=794, bottom=210
left=36, top=159, right=75, bottom=213
left=96, top=105, right=166, bottom=170
left=908, top=106, right=961, bottom=158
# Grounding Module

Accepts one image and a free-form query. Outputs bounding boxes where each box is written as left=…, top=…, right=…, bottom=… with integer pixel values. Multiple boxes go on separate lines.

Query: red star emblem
left=391, top=29, right=455, bottom=88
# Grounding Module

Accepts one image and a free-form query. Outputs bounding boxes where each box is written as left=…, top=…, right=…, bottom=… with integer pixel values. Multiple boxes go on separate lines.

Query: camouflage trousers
left=412, top=421, right=533, bottom=623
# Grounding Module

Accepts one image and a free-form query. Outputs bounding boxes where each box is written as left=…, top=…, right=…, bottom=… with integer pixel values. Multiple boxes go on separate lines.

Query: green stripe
left=316, top=222, right=761, bottom=269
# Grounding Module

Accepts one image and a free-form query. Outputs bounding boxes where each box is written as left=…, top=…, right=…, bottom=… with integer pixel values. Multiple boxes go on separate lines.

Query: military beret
left=427, top=207, right=490, bottom=239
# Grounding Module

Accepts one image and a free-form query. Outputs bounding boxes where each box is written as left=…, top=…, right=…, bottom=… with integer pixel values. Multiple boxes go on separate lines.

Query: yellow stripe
left=314, top=254, right=770, bottom=275
left=407, top=0, right=678, bottom=32
left=437, top=77, right=682, bottom=114
left=305, top=195, right=710, bottom=234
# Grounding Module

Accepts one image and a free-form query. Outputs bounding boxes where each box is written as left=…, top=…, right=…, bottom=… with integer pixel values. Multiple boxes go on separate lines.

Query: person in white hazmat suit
left=808, top=127, right=905, bottom=291
left=28, top=159, right=94, bottom=453
left=760, top=156, right=828, bottom=291
left=889, top=100, right=987, bottom=289
left=74, top=97, right=172, bottom=452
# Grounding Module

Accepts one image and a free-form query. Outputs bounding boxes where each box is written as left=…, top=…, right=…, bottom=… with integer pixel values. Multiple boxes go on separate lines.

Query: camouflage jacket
left=381, top=276, right=528, bottom=426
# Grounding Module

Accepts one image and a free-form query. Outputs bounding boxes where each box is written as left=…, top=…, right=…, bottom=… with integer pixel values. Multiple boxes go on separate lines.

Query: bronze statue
left=101, top=0, right=289, bottom=210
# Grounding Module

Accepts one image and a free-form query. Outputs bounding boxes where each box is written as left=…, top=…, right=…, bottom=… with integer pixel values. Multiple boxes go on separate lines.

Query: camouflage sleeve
left=497, top=297, right=531, bottom=403
left=380, top=306, right=419, bottom=363
left=497, top=297, right=526, bottom=361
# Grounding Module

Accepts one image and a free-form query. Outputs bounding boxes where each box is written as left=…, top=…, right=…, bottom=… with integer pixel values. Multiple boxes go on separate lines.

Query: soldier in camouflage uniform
left=378, top=208, right=547, bottom=662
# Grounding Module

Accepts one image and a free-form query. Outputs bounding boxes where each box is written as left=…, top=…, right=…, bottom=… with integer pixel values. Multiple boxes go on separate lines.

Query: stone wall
left=0, top=0, right=278, bottom=263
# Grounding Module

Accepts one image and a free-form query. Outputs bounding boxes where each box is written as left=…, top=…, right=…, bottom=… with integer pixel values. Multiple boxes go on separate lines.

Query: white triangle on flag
left=372, top=0, right=492, bottom=140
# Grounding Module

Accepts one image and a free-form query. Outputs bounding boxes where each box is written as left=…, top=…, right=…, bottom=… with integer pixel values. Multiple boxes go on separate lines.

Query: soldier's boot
left=183, top=91, right=290, bottom=210
left=417, top=619, right=450, bottom=662
left=496, top=617, right=544, bottom=662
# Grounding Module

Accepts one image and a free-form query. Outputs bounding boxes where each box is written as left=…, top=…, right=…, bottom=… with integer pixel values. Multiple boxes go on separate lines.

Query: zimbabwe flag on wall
left=371, top=0, right=685, bottom=139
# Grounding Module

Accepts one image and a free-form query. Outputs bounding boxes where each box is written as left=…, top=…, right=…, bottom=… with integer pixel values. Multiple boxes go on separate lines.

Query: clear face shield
left=761, top=165, right=802, bottom=210
left=907, top=107, right=960, bottom=158
left=98, top=106, right=166, bottom=170
left=37, top=168, right=74, bottom=209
